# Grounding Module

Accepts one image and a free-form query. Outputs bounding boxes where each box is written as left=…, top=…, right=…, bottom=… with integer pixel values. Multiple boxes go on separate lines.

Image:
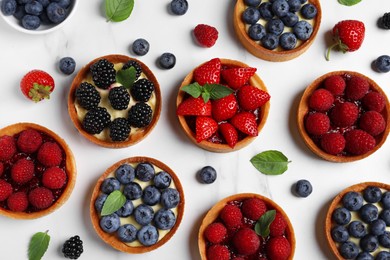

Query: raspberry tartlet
left=90, top=156, right=184, bottom=254
left=68, top=54, right=161, bottom=148
left=198, top=193, right=295, bottom=260
left=233, top=0, right=322, bottom=62
left=0, top=123, right=76, bottom=219
left=176, top=58, right=270, bottom=153
left=325, top=182, right=390, bottom=259
left=297, top=71, right=390, bottom=162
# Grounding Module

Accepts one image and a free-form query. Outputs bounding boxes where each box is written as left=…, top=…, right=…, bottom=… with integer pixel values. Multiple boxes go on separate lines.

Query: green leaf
left=203, top=84, right=234, bottom=100
left=254, top=210, right=276, bottom=237
left=338, top=0, right=361, bottom=6
left=105, top=0, right=135, bottom=22
left=116, top=66, right=136, bottom=89
left=250, top=150, right=291, bottom=175
left=181, top=83, right=203, bottom=98
left=28, top=231, right=50, bottom=260
left=101, top=190, right=126, bottom=216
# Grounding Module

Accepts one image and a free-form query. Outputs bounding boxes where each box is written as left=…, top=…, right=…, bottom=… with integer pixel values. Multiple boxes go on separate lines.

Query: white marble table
left=0, top=0, right=389, bottom=259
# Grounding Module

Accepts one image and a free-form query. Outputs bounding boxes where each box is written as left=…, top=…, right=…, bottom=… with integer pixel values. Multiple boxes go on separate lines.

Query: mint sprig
left=338, top=0, right=361, bottom=6
left=28, top=231, right=50, bottom=260
left=101, top=190, right=126, bottom=216
left=250, top=150, right=291, bottom=175
left=116, top=66, right=137, bottom=89
left=181, top=82, right=234, bottom=102
left=254, top=210, right=276, bottom=237
left=105, top=0, right=135, bottom=22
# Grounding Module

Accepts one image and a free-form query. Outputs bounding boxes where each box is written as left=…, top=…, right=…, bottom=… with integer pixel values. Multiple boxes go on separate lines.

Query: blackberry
left=109, top=117, right=131, bottom=142
left=75, top=82, right=101, bottom=110
left=380, top=12, right=390, bottom=29
left=122, top=60, right=142, bottom=80
left=62, top=235, right=83, bottom=259
left=90, top=59, right=116, bottom=89
left=128, top=102, right=153, bottom=128
left=131, top=78, right=155, bottom=102
left=82, top=107, right=111, bottom=134
left=108, top=86, right=130, bottom=110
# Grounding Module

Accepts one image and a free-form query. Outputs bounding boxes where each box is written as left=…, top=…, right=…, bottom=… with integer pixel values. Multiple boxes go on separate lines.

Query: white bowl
left=0, top=0, right=78, bottom=34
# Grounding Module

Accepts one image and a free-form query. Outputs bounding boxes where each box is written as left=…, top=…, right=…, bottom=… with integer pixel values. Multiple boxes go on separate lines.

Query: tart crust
left=198, top=193, right=295, bottom=259
left=89, top=156, right=185, bottom=254
left=297, top=71, right=390, bottom=162
left=233, top=0, right=322, bottom=62
left=0, top=122, right=76, bottom=219
left=68, top=54, right=162, bottom=148
left=176, top=58, right=270, bottom=153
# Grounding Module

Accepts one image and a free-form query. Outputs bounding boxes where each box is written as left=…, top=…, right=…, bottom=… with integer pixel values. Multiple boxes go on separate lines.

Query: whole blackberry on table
left=131, top=78, right=155, bottom=102
left=75, top=82, right=101, bottom=110
left=108, top=86, right=130, bottom=110
left=122, top=60, right=142, bottom=80
left=109, top=117, right=131, bottom=142
left=128, top=102, right=153, bottom=128
left=90, top=59, right=116, bottom=89
left=380, top=12, right=390, bottom=29
left=62, top=235, right=83, bottom=259
left=82, top=107, right=111, bottom=134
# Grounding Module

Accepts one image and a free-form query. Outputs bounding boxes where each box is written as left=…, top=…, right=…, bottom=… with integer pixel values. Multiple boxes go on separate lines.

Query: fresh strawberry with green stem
left=195, top=116, right=218, bottom=143
left=237, top=85, right=270, bottom=111
left=176, top=96, right=212, bottom=116
left=193, top=58, right=221, bottom=86
left=221, top=67, right=257, bottom=90
left=20, top=70, right=55, bottom=102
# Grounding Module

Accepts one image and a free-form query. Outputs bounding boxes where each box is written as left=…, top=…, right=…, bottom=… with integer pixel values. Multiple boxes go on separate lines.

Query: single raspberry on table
left=7, top=191, right=28, bottom=212
left=308, top=89, right=334, bottom=112
left=241, top=197, right=267, bottom=221
left=270, top=212, right=287, bottom=237
left=362, top=91, right=386, bottom=112
left=206, top=244, right=230, bottom=260
left=37, top=142, right=63, bottom=167
left=359, top=111, right=386, bottom=136
left=0, top=135, right=17, bottom=161
left=11, top=158, right=35, bottom=185
left=344, top=76, right=369, bottom=101
left=16, top=129, right=43, bottom=153
left=232, top=227, right=261, bottom=255
left=266, top=236, right=292, bottom=260
left=324, top=75, right=346, bottom=96
left=42, top=167, right=67, bottom=189
left=220, top=204, right=243, bottom=229
left=193, top=24, right=219, bottom=48
left=304, top=112, right=330, bottom=136
left=204, top=222, right=227, bottom=244
left=0, top=180, right=13, bottom=202
left=28, top=187, right=54, bottom=210
left=329, top=102, right=359, bottom=127
left=344, top=129, right=376, bottom=155
left=320, top=132, right=346, bottom=155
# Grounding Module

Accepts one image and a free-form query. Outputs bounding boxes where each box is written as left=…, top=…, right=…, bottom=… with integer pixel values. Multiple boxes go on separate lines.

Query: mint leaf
left=250, top=150, right=291, bottom=175
left=204, top=84, right=234, bottom=100
left=28, top=231, right=50, bottom=260
left=101, top=190, right=126, bottom=216
left=254, top=210, right=276, bottom=237
left=116, top=66, right=136, bottom=89
left=105, top=0, right=135, bottom=22
left=181, top=83, right=203, bottom=98
left=338, top=0, right=361, bottom=6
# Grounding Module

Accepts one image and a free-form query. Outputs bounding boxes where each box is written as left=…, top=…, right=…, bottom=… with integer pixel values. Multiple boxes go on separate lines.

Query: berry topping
left=304, top=112, right=330, bottom=136
left=90, top=59, right=116, bottom=89
left=7, top=191, right=28, bottom=212
left=16, top=129, right=43, bottom=153
left=153, top=171, right=172, bottom=189
left=128, top=102, right=153, bottom=128
left=122, top=60, right=142, bottom=80
left=218, top=122, right=238, bottom=148
left=11, top=158, right=34, bottom=184
left=28, top=187, right=54, bottom=210
left=117, top=224, right=137, bottom=243
left=0, top=135, right=17, bottom=161
left=212, top=94, right=238, bottom=122
left=20, top=70, right=55, bottom=102
left=320, top=132, right=346, bottom=155
left=221, top=67, right=257, bottom=90
left=109, top=117, right=131, bottom=142
left=75, top=82, right=101, bottom=110
left=361, top=92, right=386, bottom=112
left=134, top=204, right=154, bottom=226
left=344, top=129, right=376, bottom=155
left=308, top=89, right=334, bottom=112
left=294, top=179, right=313, bottom=198
left=131, top=78, right=155, bottom=102
left=42, top=167, right=67, bottom=189
left=359, top=111, right=386, bottom=136
left=195, top=116, right=218, bottom=142
left=266, top=236, right=292, bottom=260
left=154, top=209, right=176, bottom=230
left=37, top=141, right=63, bottom=167
left=207, top=244, right=230, bottom=260
left=0, top=179, right=12, bottom=201
left=142, top=185, right=161, bottom=206
left=241, top=198, right=267, bottom=221
left=135, top=162, right=155, bottom=182
left=177, top=97, right=212, bottom=116
left=100, top=213, right=120, bottom=233
left=329, top=102, right=359, bottom=127
left=204, top=222, right=227, bottom=244
left=324, top=75, right=346, bottom=96
left=232, top=228, right=261, bottom=255
left=193, top=24, right=219, bottom=48
left=230, top=112, right=258, bottom=136
left=62, top=235, right=83, bottom=259
left=82, top=107, right=111, bottom=134
left=161, top=188, right=180, bottom=209
left=197, top=166, right=217, bottom=184
left=270, top=211, right=287, bottom=236
left=108, top=86, right=130, bottom=110
left=237, top=85, right=270, bottom=111
left=132, top=38, right=150, bottom=56
left=220, top=204, right=242, bottom=229
left=193, top=58, right=221, bottom=86
left=345, top=76, right=369, bottom=101
left=137, top=225, right=159, bottom=246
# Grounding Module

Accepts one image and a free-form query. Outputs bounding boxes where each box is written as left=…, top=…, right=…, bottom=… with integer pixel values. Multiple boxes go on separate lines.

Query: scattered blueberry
left=300, top=3, right=317, bottom=19
left=46, top=2, right=67, bottom=24
left=117, top=224, right=137, bottom=243
left=342, top=191, right=364, bottom=211
left=360, top=204, right=379, bottom=224
left=100, top=177, right=121, bottom=194
left=170, top=0, right=188, bottom=15
left=100, top=213, right=120, bottom=233
left=331, top=225, right=349, bottom=243
left=332, top=207, right=351, bottom=225
left=376, top=251, right=390, bottom=260
left=154, top=209, right=176, bottom=230
left=261, top=33, right=279, bottom=50
left=242, top=7, right=260, bottom=24
left=25, top=1, right=43, bottom=16
left=272, top=0, right=289, bottom=17
left=244, top=0, right=261, bottom=7
left=360, top=234, right=379, bottom=253
left=115, top=200, right=134, bottom=217
left=161, top=188, right=180, bottom=209
left=379, top=208, right=390, bottom=226
left=134, top=204, right=154, bottom=226
left=281, top=12, right=298, bottom=27
left=123, top=182, right=143, bottom=200
left=266, top=18, right=284, bottom=35
left=288, top=0, right=301, bottom=12
left=135, top=162, right=155, bottom=182
left=59, top=57, right=76, bottom=75
left=370, top=219, right=386, bottom=236
left=197, top=166, right=217, bottom=184
left=154, top=171, right=172, bottom=189
left=348, top=220, right=367, bottom=238
left=1, top=0, right=17, bottom=16
left=374, top=55, right=390, bottom=73
left=382, top=191, right=390, bottom=209
left=142, top=185, right=161, bottom=206
left=137, top=225, right=159, bottom=246
left=248, top=23, right=266, bottom=41
left=294, top=179, right=312, bottom=197
left=280, top=32, right=297, bottom=50
left=293, top=20, right=313, bottom=40
left=258, top=2, right=273, bottom=21
left=115, top=164, right=135, bottom=185
left=356, top=252, right=374, bottom=260
left=21, top=14, right=40, bottom=30
left=339, top=241, right=359, bottom=259
left=158, top=52, right=176, bottom=69
left=132, top=38, right=150, bottom=56
left=94, top=193, right=108, bottom=213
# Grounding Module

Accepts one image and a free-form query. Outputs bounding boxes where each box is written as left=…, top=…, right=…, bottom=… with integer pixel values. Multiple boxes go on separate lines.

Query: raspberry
left=362, top=91, right=386, bottom=112
left=16, top=129, right=43, bottom=153
left=232, top=228, right=261, bottom=255
left=329, top=102, right=359, bottom=127
left=0, top=180, right=13, bottom=202
left=324, top=75, right=346, bottom=96
left=28, top=187, right=54, bottom=210
left=266, top=236, right=292, bottom=260
left=204, top=222, right=227, bottom=244
left=241, top=198, right=267, bottom=221
left=0, top=162, right=4, bottom=177
left=308, top=89, right=334, bottom=112
left=206, top=245, right=230, bottom=260
left=270, top=212, right=287, bottom=237
left=305, top=112, right=330, bottom=136
left=344, top=129, right=376, bottom=155
left=219, top=204, right=243, bottom=229
left=0, top=135, right=16, bottom=161
left=11, top=158, right=34, bottom=184
left=345, top=76, right=369, bottom=100
left=7, top=191, right=28, bottom=212
left=359, top=111, right=386, bottom=136
left=42, top=167, right=67, bottom=189
left=320, top=132, right=346, bottom=155
left=194, top=24, right=219, bottom=48
left=37, top=142, right=63, bottom=167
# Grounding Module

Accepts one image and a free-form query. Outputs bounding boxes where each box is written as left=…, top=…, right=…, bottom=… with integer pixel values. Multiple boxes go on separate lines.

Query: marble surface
left=0, top=0, right=390, bottom=259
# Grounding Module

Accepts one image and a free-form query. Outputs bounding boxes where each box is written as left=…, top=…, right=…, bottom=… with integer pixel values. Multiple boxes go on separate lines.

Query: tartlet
left=68, top=54, right=161, bottom=148
left=233, top=0, right=322, bottom=62
left=0, top=122, right=76, bottom=219
left=90, top=156, right=185, bottom=254
left=297, top=71, right=390, bottom=162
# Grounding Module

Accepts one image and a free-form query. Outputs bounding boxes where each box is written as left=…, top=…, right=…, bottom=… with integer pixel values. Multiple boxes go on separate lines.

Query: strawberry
left=221, top=67, right=257, bottom=90
left=7, top=191, right=28, bottom=212
left=362, top=91, right=386, bottom=112
left=308, top=89, right=334, bottom=112
left=219, top=122, right=238, bottom=148
left=37, top=142, right=63, bottom=167
left=266, top=236, right=292, bottom=260
left=304, top=112, right=330, bottom=136
left=220, top=204, right=243, bottom=229
left=16, top=129, right=43, bottom=153
left=241, top=197, right=267, bottom=221
left=206, top=244, right=230, bottom=260
left=237, top=85, right=270, bottom=111
left=212, top=94, right=238, bottom=122
left=269, top=212, right=287, bottom=237
left=344, top=129, right=376, bottom=155
left=0, top=135, right=17, bottom=162
left=204, top=222, right=227, bottom=244
left=320, top=132, right=346, bottom=155
left=344, top=76, right=369, bottom=101
left=324, top=75, right=346, bottom=96
left=28, top=187, right=54, bottom=210
left=20, top=70, right=55, bottom=102
left=193, top=24, right=219, bottom=48
left=42, top=167, right=67, bottom=189
left=193, top=58, right=221, bottom=86
left=230, top=112, right=258, bottom=136
left=326, top=20, right=365, bottom=61
left=0, top=180, right=13, bottom=202
left=195, top=116, right=218, bottom=143
left=232, top=228, right=261, bottom=255
left=177, top=97, right=212, bottom=116
left=11, top=158, right=35, bottom=185
left=359, top=111, right=386, bottom=136
left=329, top=102, right=359, bottom=127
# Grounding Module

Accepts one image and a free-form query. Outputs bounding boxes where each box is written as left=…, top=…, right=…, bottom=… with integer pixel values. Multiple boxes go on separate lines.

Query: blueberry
left=331, top=225, right=349, bottom=243
left=342, top=191, right=364, bottom=211
left=363, top=186, right=382, bottom=203
left=380, top=209, right=390, bottom=226
left=59, top=57, right=76, bottom=75
left=99, top=213, right=120, bottom=233
left=356, top=252, right=374, bottom=260
left=272, top=0, right=289, bottom=17
left=280, top=12, right=298, bottom=27
left=161, top=188, right=180, bottom=209
left=170, top=0, right=188, bottom=15
left=259, top=2, right=273, bottom=21
left=25, top=1, right=43, bottom=15
left=382, top=191, right=390, bottom=209
left=134, top=204, right=154, bottom=226
left=348, top=220, right=367, bottom=238
left=137, top=225, right=159, bottom=246
left=197, top=166, right=217, bottom=184
left=115, top=164, right=135, bottom=184
left=360, top=234, right=379, bottom=252
left=370, top=219, right=386, bottom=236
left=293, top=20, right=313, bottom=40
left=21, top=14, right=40, bottom=30
left=1, top=0, right=17, bottom=16
left=360, top=204, right=379, bottom=223
left=132, top=38, right=150, bottom=56
left=287, top=0, right=301, bottom=12
left=142, top=185, right=161, bottom=206
left=39, top=11, right=50, bottom=24
left=379, top=231, right=390, bottom=248
left=123, top=182, right=142, bottom=200
left=332, top=207, right=352, bottom=225
left=52, top=0, right=71, bottom=8
left=135, top=162, right=155, bottom=182
left=115, top=200, right=134, bottom=217
left=13, top=5, right=25, bottom=19
left=339, top=241, right=359, bottom=259
left=18, top=0, right=32, bottom=4
left=300, top=3, right=317, bottom=19
left=261, top=33, right=279, bottom=50
left=46, top=2, right=67, bottom=24
left=154, top=209, right=176, bottom=230
left=248, top=23, right=266, bottom=40
left=244, top=0, right=261, bottom=7
left=242, top=7, right=260, bottom=24
left=299, top=0, right=307, bottom=3
left=294, top=179, right=312, bottom=197
left=94, top=193, right=108, bottom=213
left=375, top=55, right=390, bottom=73
left=280, top=32, right=297, bottom=50
left=376, top=251, right=390, bottom=260
left=100, top=177, right=120, bottom=194
left=158, top=53, right=176, bottom=69
left=37, top=0, right=49, bottom=8
left=154, top=171, right=172, bottom=189
left=117, top=224, right=137, bottom=243
left=266, top=18, right=284, bottom=35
